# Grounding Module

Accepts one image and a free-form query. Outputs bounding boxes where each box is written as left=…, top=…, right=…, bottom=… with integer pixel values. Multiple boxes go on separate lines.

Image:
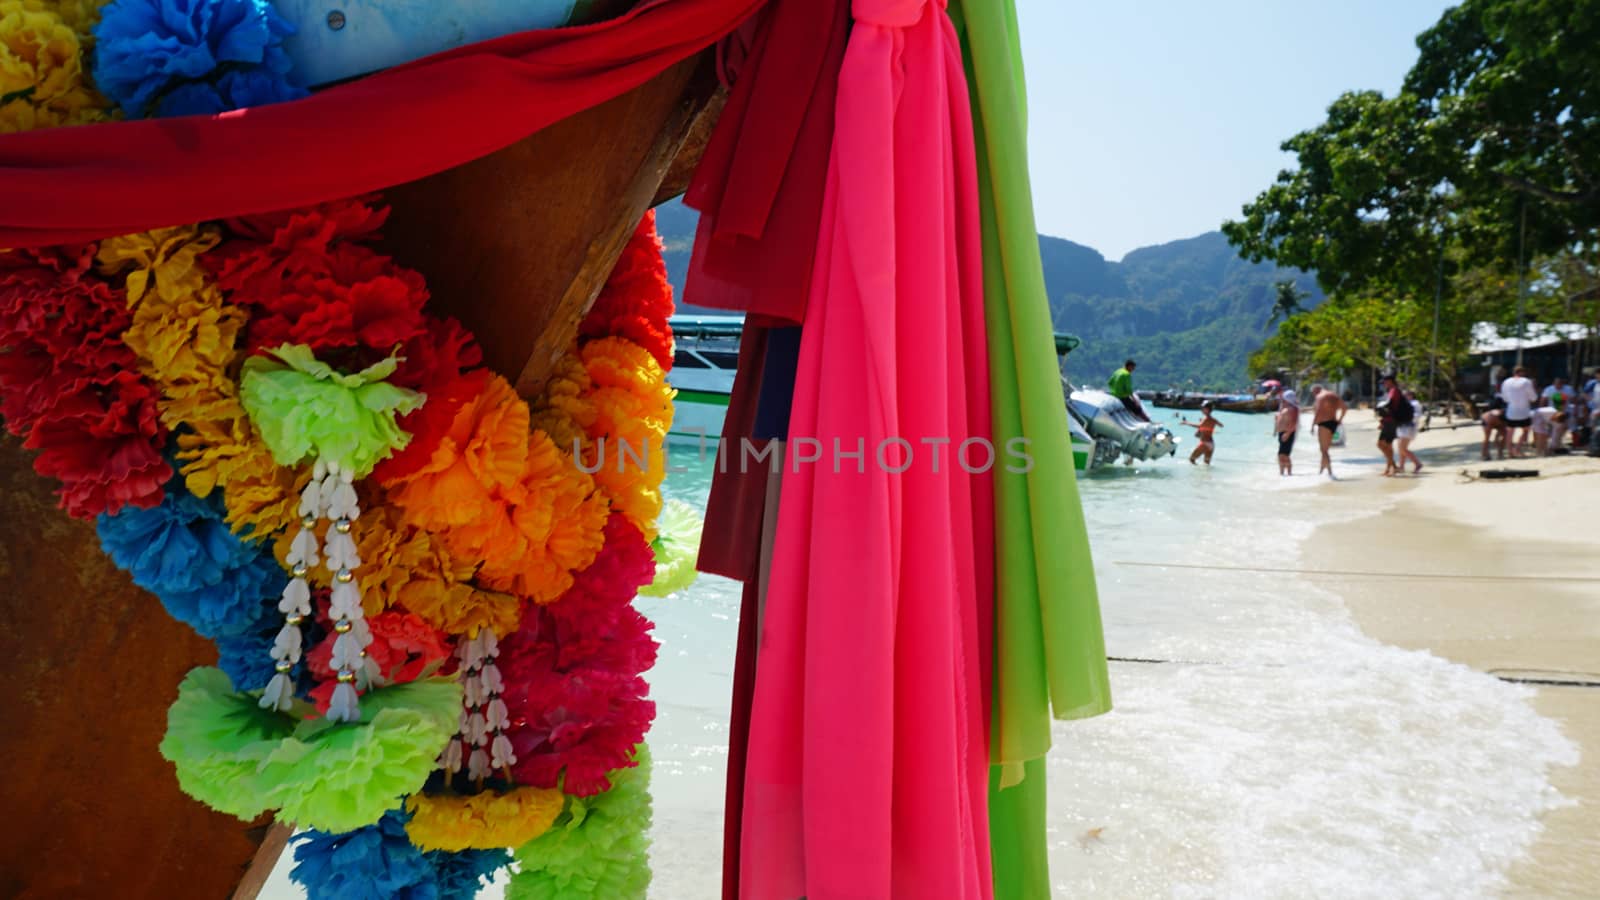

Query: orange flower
left=386, top=371, right=529, bottom=530
left=476, top=430, right=608, bottom=603
left=581, top=337, right=673, bottom=540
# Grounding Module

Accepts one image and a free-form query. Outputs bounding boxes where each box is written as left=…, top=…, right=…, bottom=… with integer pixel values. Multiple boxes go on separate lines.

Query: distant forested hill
left=654, top=199, right=1320, bottom=391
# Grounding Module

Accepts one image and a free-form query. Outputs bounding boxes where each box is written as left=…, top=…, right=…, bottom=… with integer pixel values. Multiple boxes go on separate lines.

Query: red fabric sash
left=0, top=0, right=763, bottom=248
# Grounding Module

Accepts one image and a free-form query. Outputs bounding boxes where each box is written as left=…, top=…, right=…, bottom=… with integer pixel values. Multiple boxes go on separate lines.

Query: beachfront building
left=1461, top=322, right=1600, bottom=399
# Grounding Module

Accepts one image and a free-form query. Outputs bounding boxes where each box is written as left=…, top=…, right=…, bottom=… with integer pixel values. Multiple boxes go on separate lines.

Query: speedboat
left=1055, top=334, right=1179, bottom=469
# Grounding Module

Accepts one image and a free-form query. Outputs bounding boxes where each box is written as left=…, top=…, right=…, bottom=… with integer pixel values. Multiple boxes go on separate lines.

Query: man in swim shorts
left=1310, top=385, right=1346, bottom=478
left=1499, top=365, right=1539, bottom=457
left=1274, top=388, right=1300, bottom=475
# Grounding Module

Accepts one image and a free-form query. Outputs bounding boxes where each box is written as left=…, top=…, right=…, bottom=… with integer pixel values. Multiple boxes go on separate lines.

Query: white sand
left=1305, top=409, right=1600, bottom=896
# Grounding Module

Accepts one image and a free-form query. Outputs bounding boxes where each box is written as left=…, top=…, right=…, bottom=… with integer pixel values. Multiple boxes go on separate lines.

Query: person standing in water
left=1181, top=401, right=1223, bottom=465
left=1108, top=359, right=1150, bottom=421
left=1274, top=388, right=1300, bottom=475
left=1310, top=385, right=1347, bottom=478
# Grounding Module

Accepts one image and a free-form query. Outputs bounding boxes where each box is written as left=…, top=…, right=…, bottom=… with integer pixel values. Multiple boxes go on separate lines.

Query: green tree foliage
left=1226, top=0, right=1599, bottom=391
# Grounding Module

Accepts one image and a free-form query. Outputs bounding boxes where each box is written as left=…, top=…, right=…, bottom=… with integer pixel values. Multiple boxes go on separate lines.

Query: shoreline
left=1301, top=409, right=1600, bottom=896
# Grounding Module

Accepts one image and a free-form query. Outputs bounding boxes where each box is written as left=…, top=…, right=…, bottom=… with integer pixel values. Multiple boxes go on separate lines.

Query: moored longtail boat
left=0, top=1, right=1111, bottom=898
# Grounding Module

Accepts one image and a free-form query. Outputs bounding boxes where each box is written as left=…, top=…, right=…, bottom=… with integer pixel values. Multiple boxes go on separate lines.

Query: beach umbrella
left=1260, top=379, right=1282, bottom=391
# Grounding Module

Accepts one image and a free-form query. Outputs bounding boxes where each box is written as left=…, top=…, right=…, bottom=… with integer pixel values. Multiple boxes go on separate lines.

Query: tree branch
left=1494, top=171, right=1600, bottom=205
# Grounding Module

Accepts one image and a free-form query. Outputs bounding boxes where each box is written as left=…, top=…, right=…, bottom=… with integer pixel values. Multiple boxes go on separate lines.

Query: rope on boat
left=1105, top=656, right=1600, bottom=689
left=1112, top=560, right=1600, bottom=584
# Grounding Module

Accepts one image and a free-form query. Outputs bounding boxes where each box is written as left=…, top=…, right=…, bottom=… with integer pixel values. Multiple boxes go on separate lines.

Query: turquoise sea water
left=640, top=409, right=1575, bottom=898
left=262, top=409, right=1574, bottom=898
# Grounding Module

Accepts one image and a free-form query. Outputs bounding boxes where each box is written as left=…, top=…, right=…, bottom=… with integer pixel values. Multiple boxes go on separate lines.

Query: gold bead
left=275, top=662, right=293, bottom=674
left=334, top=519, right=353, bottom=534
left=334, top=620, right=353, bottom=634
left=291, top=563, right=309, bottom=578
left=286, top=615, right=304, bottom=626
left=335, top=569, right=354, bottom=583
left=301, top=514, right=317, bottom=529
left=336, top=671, right=357, bottom=684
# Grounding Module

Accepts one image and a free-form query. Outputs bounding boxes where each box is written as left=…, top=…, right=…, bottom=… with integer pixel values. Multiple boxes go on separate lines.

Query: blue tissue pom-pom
left=215, top=624, right=279, bottom=692
left=156, top=67, right=309, bottom=116
left=292, top=810, right=440, bottom=900
left=92, top=0, right=301, bottom=117
left=427, top=848, right=511, bottom=900
left=97, top=480, right=285, bottom=639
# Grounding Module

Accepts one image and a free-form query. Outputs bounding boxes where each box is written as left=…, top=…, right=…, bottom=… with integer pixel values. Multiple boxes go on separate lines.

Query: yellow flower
left=343, top=505, right=523, bottom=635
left=405, top=786, right=566, bottom=852
left=53, top=0, right=110, bottom=40
left=99, top=226, right=223, bottom=306
left=0, top=0, right=109, bottom=133
left=529, top=352, right=594, bottom=457
left=176, top=412, right=309, bottom=537
left=99, top=227, right=246, bottom=432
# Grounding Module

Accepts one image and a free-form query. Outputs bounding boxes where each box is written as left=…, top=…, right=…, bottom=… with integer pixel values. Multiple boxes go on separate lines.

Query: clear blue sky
left=1015, top=0, right=1453, bottom=261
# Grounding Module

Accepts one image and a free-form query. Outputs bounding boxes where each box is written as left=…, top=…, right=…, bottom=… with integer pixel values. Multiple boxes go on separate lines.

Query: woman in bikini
left=1181, top=401, right=1222, bottom=465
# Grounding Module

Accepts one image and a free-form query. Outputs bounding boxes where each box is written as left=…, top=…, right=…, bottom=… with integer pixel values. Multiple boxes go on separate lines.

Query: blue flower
left=92, top=0, right=300, bottom=117
left=156, top=67, right=308, bottom=117
left=97, top=480, right=285, bottom=639
left=292, top=810, right=440, bottom=900
left=426, top=849, right=512, bottom=900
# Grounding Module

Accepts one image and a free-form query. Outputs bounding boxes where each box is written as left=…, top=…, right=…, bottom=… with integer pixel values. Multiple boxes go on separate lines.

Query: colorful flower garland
left=1, top=198, right=686, bottom=896
left=0, top=5, right=699, bottom=893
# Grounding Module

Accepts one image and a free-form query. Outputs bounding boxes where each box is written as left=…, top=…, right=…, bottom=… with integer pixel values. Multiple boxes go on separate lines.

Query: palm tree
left=1267, top=279, right=1307, bottom=325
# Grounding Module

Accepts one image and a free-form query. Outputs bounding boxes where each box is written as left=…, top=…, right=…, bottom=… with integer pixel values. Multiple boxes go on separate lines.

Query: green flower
left=509, top=746, right=653, bottom=900
left=159, top=667, right=460, bottom=832
left=240, top=344, right=423, bottom=479
left=639, top=500, right=702, bottom=598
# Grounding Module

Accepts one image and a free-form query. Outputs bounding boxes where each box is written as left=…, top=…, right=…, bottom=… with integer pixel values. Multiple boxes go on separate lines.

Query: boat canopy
left=1055, top=332, right=1082, bottom=355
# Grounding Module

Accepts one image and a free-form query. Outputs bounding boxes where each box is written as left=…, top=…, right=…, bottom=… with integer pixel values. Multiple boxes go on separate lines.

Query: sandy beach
left=1304, top=408, right=1600, bottom=896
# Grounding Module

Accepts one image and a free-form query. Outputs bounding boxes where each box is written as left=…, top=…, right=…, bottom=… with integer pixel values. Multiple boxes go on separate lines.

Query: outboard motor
left=1066, top=389, right=1178, bottom=461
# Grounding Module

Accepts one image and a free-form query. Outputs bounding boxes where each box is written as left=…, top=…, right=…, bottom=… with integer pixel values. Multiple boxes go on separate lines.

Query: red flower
left=210, top=198, right=428, bottom=360
left=370, top=368, right=492, bottom=485
left=0, top=251, right=169, bottom=518
left=391, top=316, right=484, bottom=393
left=497, top=579, right=659, bottom=796
left=306, top=610, right=453, bottom=714
left=578, top=211, right=675, bottom=371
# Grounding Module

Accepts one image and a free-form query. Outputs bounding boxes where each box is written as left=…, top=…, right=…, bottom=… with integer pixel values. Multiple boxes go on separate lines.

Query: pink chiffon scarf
left=738, top=1, right=996, bottom=897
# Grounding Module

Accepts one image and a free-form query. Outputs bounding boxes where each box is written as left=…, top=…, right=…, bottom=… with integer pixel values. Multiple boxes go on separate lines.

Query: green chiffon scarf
left=948, top=1, right=1114, bottom=896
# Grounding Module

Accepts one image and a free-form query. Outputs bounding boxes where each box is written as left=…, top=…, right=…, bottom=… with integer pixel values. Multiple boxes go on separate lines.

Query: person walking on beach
left=1499, top=366, right=1538, bottom=457
left=1310, top=385, right=1346, bottom=478
left=1108, top=359, right=1150, bottom=422
left=1395, top=389, right=1424, bottom=474
left=1274, top=388, right=1299, bottom=475
left=1376, top=374, right=1408, bottom=476
left=1181, top=401, right=1222, bottom=465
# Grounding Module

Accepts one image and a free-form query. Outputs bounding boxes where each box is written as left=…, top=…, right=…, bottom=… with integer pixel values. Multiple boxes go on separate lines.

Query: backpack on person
left=1389, top=394, right=1414, bottom=424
